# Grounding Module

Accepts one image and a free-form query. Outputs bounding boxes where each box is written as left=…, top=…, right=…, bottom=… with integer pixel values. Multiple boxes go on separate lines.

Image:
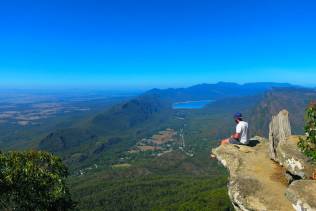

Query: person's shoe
left=210, top=153, right=216, bottom=159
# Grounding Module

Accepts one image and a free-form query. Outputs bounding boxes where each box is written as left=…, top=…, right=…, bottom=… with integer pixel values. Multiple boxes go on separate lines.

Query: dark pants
left=229, top=138, right=241, bottom=145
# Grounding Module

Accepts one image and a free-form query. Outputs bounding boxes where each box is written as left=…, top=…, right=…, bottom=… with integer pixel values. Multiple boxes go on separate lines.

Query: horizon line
left=0, top=81, right=315, bottom=92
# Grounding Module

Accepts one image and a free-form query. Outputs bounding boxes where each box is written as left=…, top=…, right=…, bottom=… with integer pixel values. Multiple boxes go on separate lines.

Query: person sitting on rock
left=220, top=112, right=249, bottom=145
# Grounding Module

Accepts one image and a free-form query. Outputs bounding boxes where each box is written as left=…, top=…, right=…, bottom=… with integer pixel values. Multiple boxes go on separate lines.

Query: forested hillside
left=249, top=87, right=316, bottom=137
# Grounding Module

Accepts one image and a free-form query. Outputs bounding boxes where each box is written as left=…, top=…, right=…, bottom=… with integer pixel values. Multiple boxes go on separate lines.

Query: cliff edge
left=212, top=110, right=316, bottom=211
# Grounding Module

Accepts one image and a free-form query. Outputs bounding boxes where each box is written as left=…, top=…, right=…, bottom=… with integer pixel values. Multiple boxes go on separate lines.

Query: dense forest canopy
left=0, top=151, right=75, bottom=210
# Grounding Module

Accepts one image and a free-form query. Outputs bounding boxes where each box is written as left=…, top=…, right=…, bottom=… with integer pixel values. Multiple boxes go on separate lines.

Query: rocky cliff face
left=212, top=110, right=316, bottom=211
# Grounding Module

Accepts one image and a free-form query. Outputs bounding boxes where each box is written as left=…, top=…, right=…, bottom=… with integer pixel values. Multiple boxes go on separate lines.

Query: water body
left=172, top=100, right=214, bottom=109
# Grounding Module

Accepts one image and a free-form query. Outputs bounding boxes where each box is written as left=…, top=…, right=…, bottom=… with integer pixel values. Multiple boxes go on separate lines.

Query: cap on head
left=234, top=112, right=243, bottom=120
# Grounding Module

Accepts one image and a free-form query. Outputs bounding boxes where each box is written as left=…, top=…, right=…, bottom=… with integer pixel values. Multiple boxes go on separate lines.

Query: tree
left=0, top=150, right=75, bottom=210
left=298, top=101, right=316, bottom=161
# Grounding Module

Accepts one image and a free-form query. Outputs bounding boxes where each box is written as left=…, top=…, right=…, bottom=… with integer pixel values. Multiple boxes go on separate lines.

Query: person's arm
left=231, top=133, right=241, bottom=139
left=231, top=123, right=242, bottom=140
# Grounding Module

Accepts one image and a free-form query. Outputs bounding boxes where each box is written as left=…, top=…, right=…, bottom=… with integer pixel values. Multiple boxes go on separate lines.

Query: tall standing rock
left=269, top=109, right=292, bottom=161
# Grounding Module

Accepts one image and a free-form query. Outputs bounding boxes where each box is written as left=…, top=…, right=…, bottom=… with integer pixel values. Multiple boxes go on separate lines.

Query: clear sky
left=1, top=0, right=316, bottom=89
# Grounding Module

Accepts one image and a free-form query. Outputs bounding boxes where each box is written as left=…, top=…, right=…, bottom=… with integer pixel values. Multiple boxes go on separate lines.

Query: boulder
left=269, top=109, right=292, bottom=161
left=286, top=180, right=316, bottom=211
left=276, top=136, right=316, bottom=179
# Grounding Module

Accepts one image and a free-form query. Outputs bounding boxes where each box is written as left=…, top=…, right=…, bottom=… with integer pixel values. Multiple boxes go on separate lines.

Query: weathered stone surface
left=268, top=110, right=315, bottom=179
left=277, top=136, right=316, bottom=179
left=212, top=137, right=293, bottom=211
left=269, top=109, right=292, bottom=161
left=286, top=180, right=316, bottom=211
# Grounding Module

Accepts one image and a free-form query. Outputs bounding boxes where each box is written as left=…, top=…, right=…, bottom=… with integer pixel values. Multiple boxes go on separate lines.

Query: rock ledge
left=212, top=110, right=316, bottom=211
left=212, top=137, right=293, bottom=211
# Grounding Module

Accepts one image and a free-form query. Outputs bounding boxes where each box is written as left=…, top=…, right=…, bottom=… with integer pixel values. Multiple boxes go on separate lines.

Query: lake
left=172, top=100, right=214, bottom=109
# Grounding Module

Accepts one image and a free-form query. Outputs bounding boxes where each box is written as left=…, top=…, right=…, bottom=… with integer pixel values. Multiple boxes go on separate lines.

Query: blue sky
left=1, top=0, right=316, bottom=89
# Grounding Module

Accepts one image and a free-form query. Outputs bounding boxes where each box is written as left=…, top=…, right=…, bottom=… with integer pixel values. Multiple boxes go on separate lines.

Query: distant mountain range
left=146, top=82, right=295, bottom=101
left=88, top=82, right=296, bottom=134
left=39, top=82, right=306, bottom=168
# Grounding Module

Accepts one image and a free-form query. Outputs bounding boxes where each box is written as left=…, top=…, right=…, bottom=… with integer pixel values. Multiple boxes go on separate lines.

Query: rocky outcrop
left=269, top=110, right=315, bottom=179
left=212, top=137, right=293, bottom=211
left=212, top=109, right=316, bottom=211
left=277, top=136, right=316, bottom=179
left=286, top=180, right=316, bottom=211
left=269, top=109, right=292, bottom=161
